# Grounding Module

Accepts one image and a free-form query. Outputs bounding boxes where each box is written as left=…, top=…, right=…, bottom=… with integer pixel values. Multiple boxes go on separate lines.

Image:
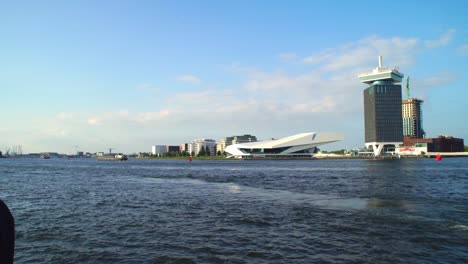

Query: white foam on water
left=450, top=224, right=468, bottom=231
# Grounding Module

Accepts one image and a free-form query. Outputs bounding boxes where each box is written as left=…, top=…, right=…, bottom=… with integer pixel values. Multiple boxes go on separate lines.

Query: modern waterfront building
left=188, top=139, right=216, bottom=156
left=225, top=132, right=343, bottom=159
left=151, top=145, right=167, bottom=156
left=216, top=134, right=257, bottom=154
left=358, top=56, right=404, bottom=156
left=402, top=98, right=425, bottom=139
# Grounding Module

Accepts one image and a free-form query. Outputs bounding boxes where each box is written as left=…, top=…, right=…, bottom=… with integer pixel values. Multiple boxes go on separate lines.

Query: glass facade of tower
left=363, top=81, right=403, bottom=143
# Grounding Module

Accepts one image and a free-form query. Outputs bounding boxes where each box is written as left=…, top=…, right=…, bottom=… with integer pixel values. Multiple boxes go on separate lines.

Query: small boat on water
left=40, top=154, right=50, bottom=159
left=96, top=149, right=128, bottom=161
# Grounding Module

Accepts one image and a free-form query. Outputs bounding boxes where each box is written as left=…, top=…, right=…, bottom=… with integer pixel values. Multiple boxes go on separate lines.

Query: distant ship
left=40, top=154, right=50, bottom=159
left=96, top=149, right=128, bottom=161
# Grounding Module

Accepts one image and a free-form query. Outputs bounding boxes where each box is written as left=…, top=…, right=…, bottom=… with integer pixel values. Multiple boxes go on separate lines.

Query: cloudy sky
left=1, top=1, right=467, bottom=154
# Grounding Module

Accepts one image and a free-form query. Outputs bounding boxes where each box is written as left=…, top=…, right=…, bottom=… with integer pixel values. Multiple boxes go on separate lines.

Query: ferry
left=96, top=149, right=128, bottom=161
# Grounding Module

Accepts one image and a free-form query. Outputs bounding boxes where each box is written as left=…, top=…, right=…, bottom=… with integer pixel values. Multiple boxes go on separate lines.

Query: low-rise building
left=217, top=134, right=257, bottom=154
left=166, top=145, right=180, bottom=153
left=216, top=138, right=230, bottom=154
left=403, top=135, right=464, bottom=152
left=151, top=145, right=167, bottom=156
left=179, top=143, right=189, bottom=152
left=189, top=139, right=216, bottom=156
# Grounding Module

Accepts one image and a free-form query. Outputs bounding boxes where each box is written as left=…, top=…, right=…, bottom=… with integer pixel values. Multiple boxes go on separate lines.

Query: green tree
left=465, top=146, right=468, bottom=152
left=206, top=146, right=211, bottom=156
left=331, top=149, right=346, bottom=155
left=217, top=150, right=222, bottom=156
left=198, top=146, right=206, bottom=157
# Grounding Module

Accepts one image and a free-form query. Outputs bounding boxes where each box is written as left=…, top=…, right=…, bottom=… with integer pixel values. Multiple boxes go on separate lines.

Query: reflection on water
left=367, top=198, right=414, bottom=209
left=0, top=158, right=467, bottom=263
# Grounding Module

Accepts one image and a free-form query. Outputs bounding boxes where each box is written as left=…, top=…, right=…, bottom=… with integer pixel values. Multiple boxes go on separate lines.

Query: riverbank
left=135, top=152, right=468, bottom=161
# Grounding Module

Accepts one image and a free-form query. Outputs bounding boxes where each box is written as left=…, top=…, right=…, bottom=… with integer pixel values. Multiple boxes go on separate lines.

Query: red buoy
left=435, top=153, right=442, bottom=161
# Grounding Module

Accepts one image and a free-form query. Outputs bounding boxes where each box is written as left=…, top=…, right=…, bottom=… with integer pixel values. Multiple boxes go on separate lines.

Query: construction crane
left=406, top=76, right=410, bottom=100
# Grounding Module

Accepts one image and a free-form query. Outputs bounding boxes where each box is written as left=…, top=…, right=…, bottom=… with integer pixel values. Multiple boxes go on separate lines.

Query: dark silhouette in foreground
left=0, top=199, right=14, bottom=263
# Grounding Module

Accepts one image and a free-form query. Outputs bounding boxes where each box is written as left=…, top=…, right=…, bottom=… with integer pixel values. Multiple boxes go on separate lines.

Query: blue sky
left=1, top=0, right=467, bottom=154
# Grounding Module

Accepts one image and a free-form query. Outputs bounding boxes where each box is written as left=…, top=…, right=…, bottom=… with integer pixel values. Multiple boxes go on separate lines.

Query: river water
left=1, top=158, right=467, bottom=263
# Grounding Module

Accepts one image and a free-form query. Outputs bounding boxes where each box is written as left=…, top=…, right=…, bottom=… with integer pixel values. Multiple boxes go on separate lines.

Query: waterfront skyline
left=1, top=1, right=467, bottom=154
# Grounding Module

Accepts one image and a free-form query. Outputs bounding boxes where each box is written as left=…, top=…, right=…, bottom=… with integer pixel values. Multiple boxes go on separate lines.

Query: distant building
left=179, top=143, right=189, bottom=152
left=217, top=134, right=257, bottom=154
left=402, top=98, right=425, bottom=139
left=216, top=138, right=229, bottom=154
left=233, top=134, right=257, bottom=144
left=151, top=145, right=167, bottom=156
left=188, top=139, right=216, bottom=156
left=138, top=152, right=150, bottom=158
left=358, top=56, right=404, bottom=156
left=166, top=145, right=180, bottom=153
left=404, top=135, right=464, bottom=152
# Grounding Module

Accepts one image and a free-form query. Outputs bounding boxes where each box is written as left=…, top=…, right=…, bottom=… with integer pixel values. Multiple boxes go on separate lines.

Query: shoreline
left=136, top=153, right=468, bottom=161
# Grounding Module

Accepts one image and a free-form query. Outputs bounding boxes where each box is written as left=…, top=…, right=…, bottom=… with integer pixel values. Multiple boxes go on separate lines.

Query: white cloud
left=55, top=112, right=74, bottom=120
left=112, top=34, right=433, bottom=138
left=302, top=50, right=334, bottom=64
left=136, top=109, right=173, bottom=122
left=412, top=72, right=458, bottom=89
left=11, top=32, right=461, bottom=154
left=320, top=36, right=420, bottom=71
left=177, top=74, right=201, bottom=84
left=283, top=36, right=419, bottom=71
left=87, top=117, right=101, bottom=126
left=234, top=35, right=425, bottom=116
left=86, top=110, right=130, bottom=126
left=425, top=29, right=456, bottom=48
left=43, top=128, right=67, bottom=137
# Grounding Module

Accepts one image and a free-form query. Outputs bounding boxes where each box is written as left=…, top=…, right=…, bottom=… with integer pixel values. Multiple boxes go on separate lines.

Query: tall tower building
left=402, top=98, right=425, bottom=138
left=358, top=56, right=404, bottom=156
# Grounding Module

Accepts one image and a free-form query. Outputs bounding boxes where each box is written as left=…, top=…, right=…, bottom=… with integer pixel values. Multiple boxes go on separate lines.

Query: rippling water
left=1, top=158, right=467, bottom=263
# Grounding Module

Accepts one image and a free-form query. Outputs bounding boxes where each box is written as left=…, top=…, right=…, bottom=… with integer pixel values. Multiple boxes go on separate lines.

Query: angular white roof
left=225, top=132, right=344, bottom=157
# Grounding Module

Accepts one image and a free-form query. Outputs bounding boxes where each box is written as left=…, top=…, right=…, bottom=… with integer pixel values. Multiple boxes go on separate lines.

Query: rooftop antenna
left=406, top=76, right=410, bottom=100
